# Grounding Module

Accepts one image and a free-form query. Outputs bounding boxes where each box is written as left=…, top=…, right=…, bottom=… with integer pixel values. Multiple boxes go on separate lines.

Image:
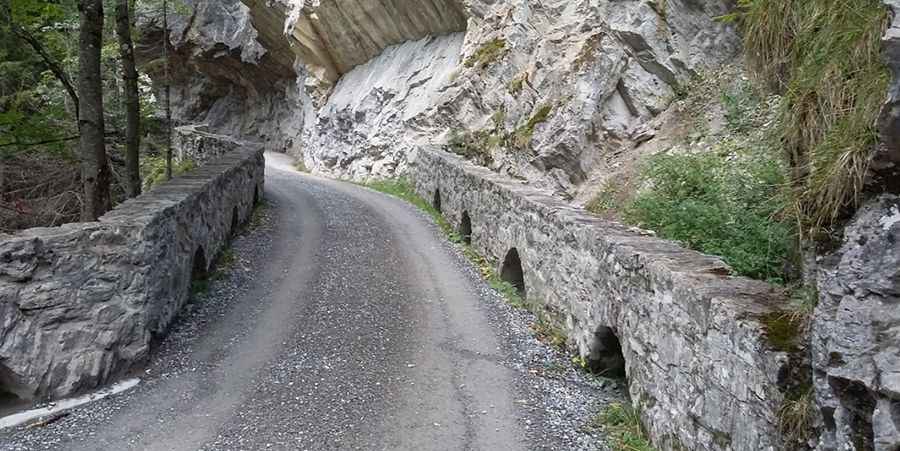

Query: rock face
left=283, top=0, right=739, bottom=193
left=878, top=0, right=900, bottom=190
left=0, top=138, right=264, bottom=401
left=304, top=33, right=466, bottom=178
left=413, top=148, right=792, bottom=451
left=812, top=195, right=900, bottom=451
left=243, top=0, right=467, bottom=94
left=137, top=0, right=306, bottom=155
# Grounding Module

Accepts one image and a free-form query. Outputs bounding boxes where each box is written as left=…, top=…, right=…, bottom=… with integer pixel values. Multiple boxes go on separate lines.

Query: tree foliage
left=0, top=0, right=192, bottom=230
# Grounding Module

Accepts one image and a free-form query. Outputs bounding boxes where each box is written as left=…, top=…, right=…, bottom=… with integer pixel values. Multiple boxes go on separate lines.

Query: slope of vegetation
left=737, top=0, right=890, bottom=234
left=588, top=0, right=890, bottom=284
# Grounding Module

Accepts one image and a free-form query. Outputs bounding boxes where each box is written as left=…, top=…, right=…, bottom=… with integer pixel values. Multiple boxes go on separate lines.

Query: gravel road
left=0, top=153, right=625, bottom=450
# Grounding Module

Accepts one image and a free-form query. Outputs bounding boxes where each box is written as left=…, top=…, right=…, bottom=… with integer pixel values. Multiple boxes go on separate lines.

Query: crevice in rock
left=459, top=210, right=472, bottom=244
left=588, top=325, right=626, bottom=378
left=500, top=248, right=526, bottom=299
left=0, top=363, right=27, bottom=408
left=253, top=185, right=260, bottom=205
left=192, top=246, right=208, bottom=282
left=230, top=206, right=239, bottom=236
left=829, top=376, right=877, bottom=451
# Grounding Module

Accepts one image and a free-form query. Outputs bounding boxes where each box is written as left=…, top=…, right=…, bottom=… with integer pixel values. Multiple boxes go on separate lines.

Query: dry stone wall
left=412, top=147, right=793, bottom=451
left=0, top=141, right=264, bottom=402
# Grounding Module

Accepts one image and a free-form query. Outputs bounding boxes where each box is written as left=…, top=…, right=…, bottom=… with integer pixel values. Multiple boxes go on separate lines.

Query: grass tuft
left=512, top=104, right=553, bottom=149
left=735, top=0, right=890, bottom=231
left=778, top=385, right=815, bottom=443
left=591, top=403, right=656, bottom=451
left=365, top=178, right=455, bottom=238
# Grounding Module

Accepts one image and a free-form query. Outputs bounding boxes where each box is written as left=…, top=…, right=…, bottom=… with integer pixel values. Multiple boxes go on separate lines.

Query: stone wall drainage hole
left=433, top=188, right=442, bottom=213
left=500, top=248, right=526, bottom=299
left=588, top=325, right=626, bottom=378
left=460, top=211, right=472, bottom=244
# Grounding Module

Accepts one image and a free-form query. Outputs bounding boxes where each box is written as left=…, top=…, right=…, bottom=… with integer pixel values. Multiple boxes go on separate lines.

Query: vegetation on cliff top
left=735, top=0, right=890, bottom=234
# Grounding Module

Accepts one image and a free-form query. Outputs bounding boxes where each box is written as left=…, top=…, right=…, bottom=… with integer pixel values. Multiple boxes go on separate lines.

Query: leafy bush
left=625, top=147, right=791, bottom=282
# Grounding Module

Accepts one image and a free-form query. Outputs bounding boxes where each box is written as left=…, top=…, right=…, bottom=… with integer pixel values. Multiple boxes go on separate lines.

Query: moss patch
left=508, top=75, right=526, bottom=96
left=759, top=311, right=805, bottom=353
left=512, top=104, right=553, bottom=149
left=465, top=38, right=508, bottom=70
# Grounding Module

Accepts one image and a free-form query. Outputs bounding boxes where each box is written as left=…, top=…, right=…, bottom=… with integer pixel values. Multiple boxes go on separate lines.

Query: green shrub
left=721, top=81, right=760, bottom=133
left=625, top=147, right=791, bottom=283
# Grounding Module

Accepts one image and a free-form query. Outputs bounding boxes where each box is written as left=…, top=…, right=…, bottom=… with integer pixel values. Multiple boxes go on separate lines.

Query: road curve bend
left=0, top=153, right=618, bottom=451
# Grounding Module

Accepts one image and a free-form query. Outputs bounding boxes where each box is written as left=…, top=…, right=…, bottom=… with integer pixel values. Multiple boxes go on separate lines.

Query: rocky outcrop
left=0, top=138, right=264, bottom=401
left=242, top=0, right=467, bottom=97
left=283, top=0, right=741, bottom=193
left=878, top=0, right=900, bottom=191
left=812, top=195, right=900, bottom=451
left=303, top=33, right=466, bottom=178
left=137, top=0, right=306, bottom=154
left=413, top=148, right=792, bottom=451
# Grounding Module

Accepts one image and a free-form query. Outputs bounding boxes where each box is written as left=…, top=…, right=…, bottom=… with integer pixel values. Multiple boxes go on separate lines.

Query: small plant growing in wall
left=508, top=74, right=526, bottom=96
left=465, top=38, right=508, bottom=70
left=511, top=104, right=553, bottom=149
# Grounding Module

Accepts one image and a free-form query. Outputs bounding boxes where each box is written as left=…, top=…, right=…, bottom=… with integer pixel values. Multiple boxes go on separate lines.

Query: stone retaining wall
left=412, top=147, right=793, bottom=451
left=0, top=143, right=264, bottom=401
left=174, top=124, right=247, bottom=165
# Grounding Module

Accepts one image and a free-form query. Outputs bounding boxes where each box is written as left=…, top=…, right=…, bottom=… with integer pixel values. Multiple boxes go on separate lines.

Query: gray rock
left=0, top=136, right=264, bottom=401
left=878, top=0, right=900, bottom=187
left=812, top=195, right=900, bottom=451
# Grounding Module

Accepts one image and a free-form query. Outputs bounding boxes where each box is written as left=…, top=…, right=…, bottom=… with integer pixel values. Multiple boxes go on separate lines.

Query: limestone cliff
left=248, top=0, right=741, bottom=197
left=136, top=0, right=307, bottom=154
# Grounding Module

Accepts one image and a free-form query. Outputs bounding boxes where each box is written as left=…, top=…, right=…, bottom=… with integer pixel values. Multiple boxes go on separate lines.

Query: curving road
left=1, top=153, right=618, bottom=451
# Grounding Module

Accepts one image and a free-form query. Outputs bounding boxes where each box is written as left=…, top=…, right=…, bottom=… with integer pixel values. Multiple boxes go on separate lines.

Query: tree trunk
left=116, top=0, right=141, bottom=198
left=77, top=0, right=111, bottom=221
left=2, top=1, right=80, bottom=122
left=163, top=0, right=173, bottom=180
